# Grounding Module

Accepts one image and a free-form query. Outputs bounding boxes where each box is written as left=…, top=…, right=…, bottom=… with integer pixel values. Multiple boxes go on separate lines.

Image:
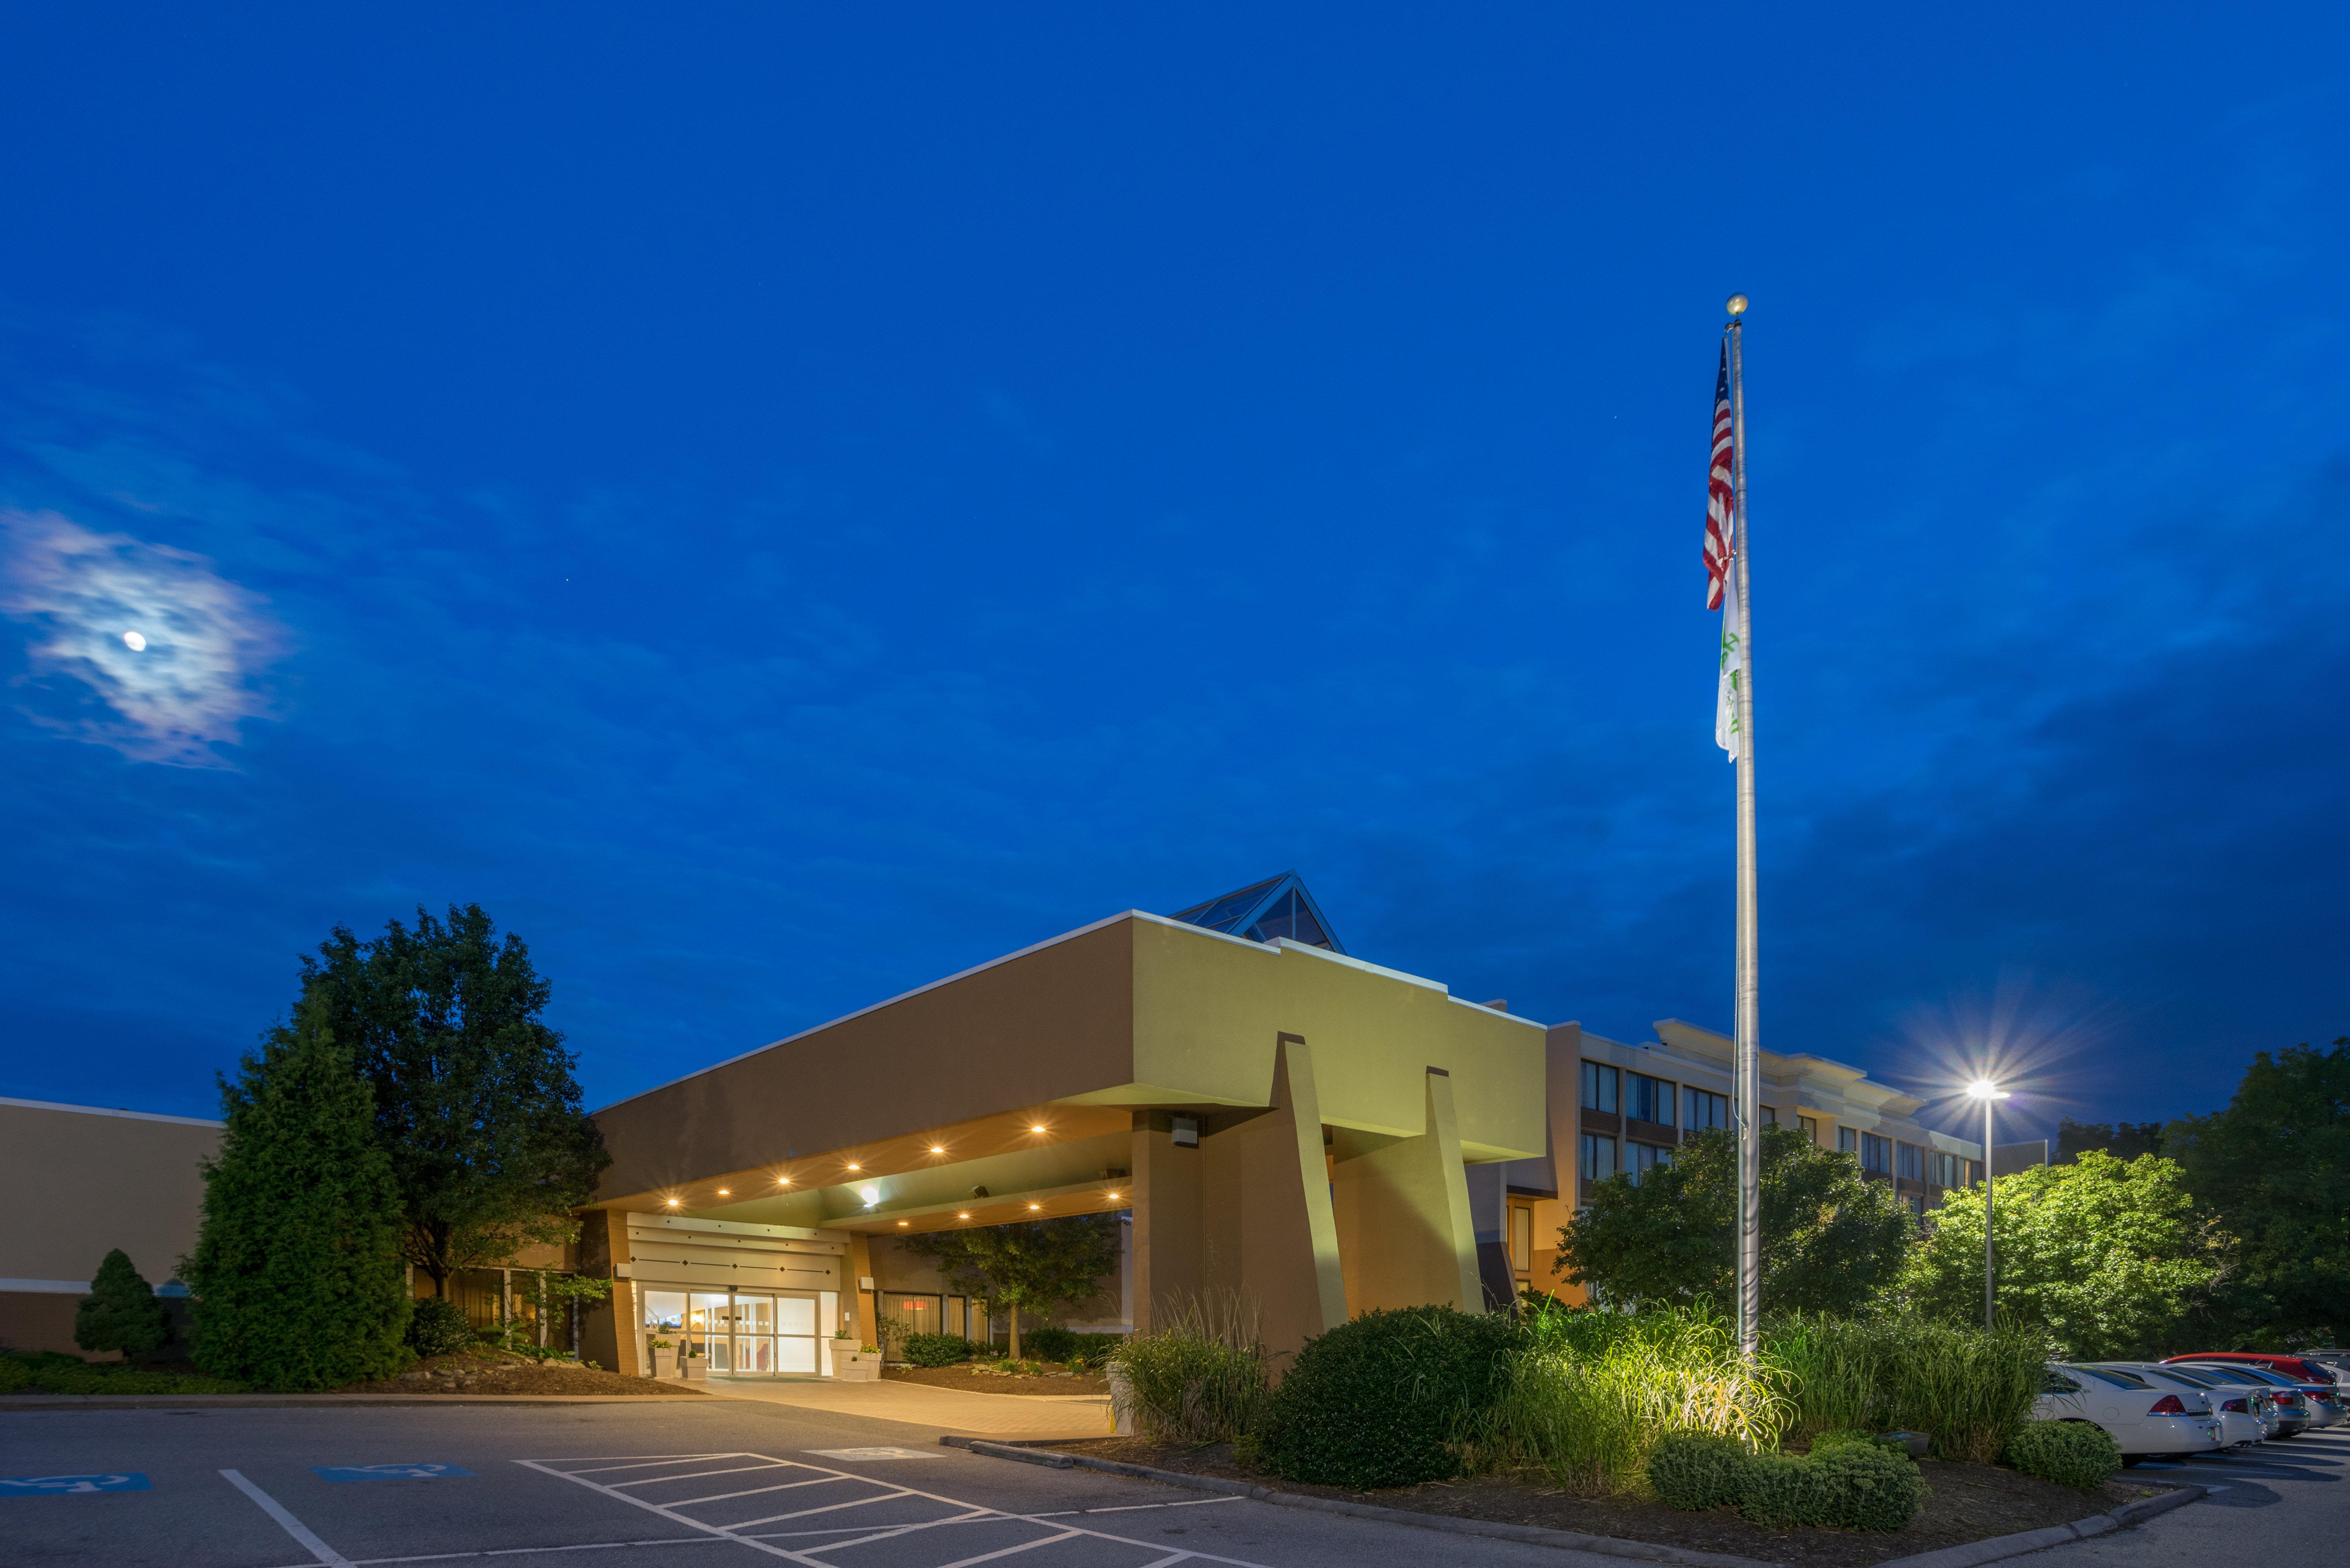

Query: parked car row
left=2033, top=1354, right=2343, bottom=1465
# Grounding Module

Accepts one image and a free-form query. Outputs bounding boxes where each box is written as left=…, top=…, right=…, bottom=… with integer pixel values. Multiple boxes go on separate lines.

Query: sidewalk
left=699, top=1374, right=1113, bottom=1439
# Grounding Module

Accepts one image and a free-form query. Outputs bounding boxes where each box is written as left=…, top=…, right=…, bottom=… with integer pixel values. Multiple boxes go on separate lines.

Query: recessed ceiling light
left=958, top=1212, right=970, bottom=1219
left=897, top=1220, right=909, bottom=1227
left=665, top=1199, right=679, bottom=1207
left=778, top=1176, right=791, bottom=1185
left=847, top=1163, right=861, bottom=1171
left=717, top=1189, right=730, bottom=1196
left=1029, top=1124, right=1045, bottom=1133
left=929, top=1145, right=944, bottom=1154
left=1028, top=1203, right=1041, bottom=1210
left=1106, top=1192, right=1119, bottom=1201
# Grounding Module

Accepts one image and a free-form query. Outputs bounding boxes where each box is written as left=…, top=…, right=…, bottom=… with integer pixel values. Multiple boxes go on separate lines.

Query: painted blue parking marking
left=0, top=1474, right=153, bottom=1495
left=313, top=1463, right=476, bottom=1483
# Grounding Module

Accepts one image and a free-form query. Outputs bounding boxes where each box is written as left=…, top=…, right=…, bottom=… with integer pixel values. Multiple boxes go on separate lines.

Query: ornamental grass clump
left=1109, top=1292, right=1270, bottom=1445
left=1765, top=1314, right=2047, bottom=1462
left=2003, top=1419, right=2121, bottom=1490
left=1259, top=1305, right=1519, bottom=1489
left=1464, top=1304, right=1788, bottom=1496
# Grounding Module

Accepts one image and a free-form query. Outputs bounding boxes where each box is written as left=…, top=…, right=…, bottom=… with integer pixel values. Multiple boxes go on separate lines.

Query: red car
left=2161, top=1351, right=2339, bottom=1385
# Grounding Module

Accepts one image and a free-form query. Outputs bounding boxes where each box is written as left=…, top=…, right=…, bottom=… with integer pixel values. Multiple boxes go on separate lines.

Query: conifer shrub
left=1259, top=1305, right=1519, bottom=1489
left=2003, top=1419, right=2121, bottom=1490
left=902, top=1332, right=978, bottom=1367
left=406, top=1296, right=473, bottom=1358
left=1645, top=1430, right=1748, bottom=1511
left=184, top=1002, right=414, bottom=1390
left=74, top=1249, right=171, bottom=1359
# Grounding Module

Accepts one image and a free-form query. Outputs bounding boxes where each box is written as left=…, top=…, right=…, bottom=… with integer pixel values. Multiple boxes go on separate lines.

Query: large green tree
left=183, top=1002, right=413, bottom=1388
left=1905, top=1151, right=2221, bottom=1359
left=300, top=905, right=609, bottom=1294
left=1556, top=1126, right=1914, bottom=1316
left=897, top=1214, right=1123, bottom=1357
left=74, top=1249, right=170, bottom=1359
left=2163, top=1041, right=2350, bottom=1345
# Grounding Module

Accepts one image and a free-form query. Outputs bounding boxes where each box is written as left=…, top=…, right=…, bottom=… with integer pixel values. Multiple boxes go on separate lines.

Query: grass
left=1109, top=1290, right=1271, bottom=1445
left=2, top=1350, right=249, bottom=1396
left=1763, top=1315, right=2047, bottom=1463
left=1464, top=1305, right=1788, bottom=1496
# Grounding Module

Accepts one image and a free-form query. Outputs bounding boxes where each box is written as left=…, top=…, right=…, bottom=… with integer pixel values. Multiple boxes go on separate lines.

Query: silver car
left=2174, top=1363, right=2345, bottom=1431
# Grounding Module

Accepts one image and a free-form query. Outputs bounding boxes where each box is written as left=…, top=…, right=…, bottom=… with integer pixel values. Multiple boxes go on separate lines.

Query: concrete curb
left=1870, top=1484, right=2205, bottom=1568
left=942, top=1437, right=1774, bottom=1568
left=4, top=1396, right=699, bottom=1409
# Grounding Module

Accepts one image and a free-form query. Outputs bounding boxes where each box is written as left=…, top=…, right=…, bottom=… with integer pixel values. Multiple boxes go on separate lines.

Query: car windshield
left=2136, top=1367, right=2216, bottom=1388
left=2070, top=1365, right=2154, bottom=1390
left=2194, top=1366, right=2294, bottom=1387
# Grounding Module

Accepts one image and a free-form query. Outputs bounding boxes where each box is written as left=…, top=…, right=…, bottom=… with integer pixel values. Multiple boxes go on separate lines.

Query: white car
left=2093, top=1363, right=2273, bottom=1448
left=2035, top=1363, right=2224, bottom=1461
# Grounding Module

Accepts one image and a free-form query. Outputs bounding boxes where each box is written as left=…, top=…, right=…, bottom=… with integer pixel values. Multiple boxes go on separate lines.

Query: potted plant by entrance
left=648, top=1338, right=677, bottom=1379
left=681, top=1344, right=708, bottom=1381
left=835, top=1328, right=881, bottom=1381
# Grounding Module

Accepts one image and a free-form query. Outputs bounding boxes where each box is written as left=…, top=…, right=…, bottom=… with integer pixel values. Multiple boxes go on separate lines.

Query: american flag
left=1705, top=342, right=1735, bottom=610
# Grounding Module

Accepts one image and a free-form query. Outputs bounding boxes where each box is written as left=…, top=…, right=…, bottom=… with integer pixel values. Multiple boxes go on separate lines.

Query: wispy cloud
left=0, top=508, right=286, bottom=767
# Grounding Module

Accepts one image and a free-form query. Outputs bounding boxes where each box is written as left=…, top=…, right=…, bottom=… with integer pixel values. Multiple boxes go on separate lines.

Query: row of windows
left=1579, top=1132, right=1676, bottom=1186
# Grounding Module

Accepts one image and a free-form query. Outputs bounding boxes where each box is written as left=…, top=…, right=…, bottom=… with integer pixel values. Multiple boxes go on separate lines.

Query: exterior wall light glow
left=858, top=1184, right=882, bottom=1207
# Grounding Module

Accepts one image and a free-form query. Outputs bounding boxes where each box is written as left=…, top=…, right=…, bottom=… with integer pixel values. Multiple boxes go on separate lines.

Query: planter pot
left=682, top=1356, right=709, bottom=1381
left=649, top=1348, right=678, bottom=1379
left=835, top=1349, right=881, bottom=1382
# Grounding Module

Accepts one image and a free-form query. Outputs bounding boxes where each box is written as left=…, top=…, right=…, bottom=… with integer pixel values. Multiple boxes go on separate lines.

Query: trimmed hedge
left=2004, top=1419, right=2121, bottom=1490
left=406, top=1297, right=473, bottom=1359
left=1021, top=1327, right=1080, bottom=1363
left=1650, top=1430, right=1925, bottom=1532
left=1646, top=1431, right=1748, bottom=1511
left=902, top=1333, right=979, bottom=1368
left=1259, top=1305, right=1518, bottom=1489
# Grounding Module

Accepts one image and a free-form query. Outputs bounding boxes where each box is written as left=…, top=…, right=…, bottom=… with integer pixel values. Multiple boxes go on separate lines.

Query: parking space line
left=1132, top=1556, right=1194, bottom=1568
left=355, top=1542, right=726, bottom=1564
left=221, top=1470, right=356, bottom=1568
left=672, top=1477, right=852, bottom=1507
left=611, top=1463, right=792, bottom=1490
left=1079, top=1497, right=1244, bottom=1516
left=930, top=1532, right=1083, bottom=1568
left=523, top=1452, right=1281, bottom=1568
left=568, top=1457, right=739, bottom=1475
left=721, top=1490, right=912, bottom=1528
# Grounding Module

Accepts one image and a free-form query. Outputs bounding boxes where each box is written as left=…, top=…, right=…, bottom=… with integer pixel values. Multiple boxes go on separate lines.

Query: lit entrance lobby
left=578, top=880, right=1547, bottom=1376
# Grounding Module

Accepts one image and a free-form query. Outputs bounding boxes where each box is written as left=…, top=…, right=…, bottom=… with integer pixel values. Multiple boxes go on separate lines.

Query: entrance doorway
left=643, top=1288, right=821, bottom=1377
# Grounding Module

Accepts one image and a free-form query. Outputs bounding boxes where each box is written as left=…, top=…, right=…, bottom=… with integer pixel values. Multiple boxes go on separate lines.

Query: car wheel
left=2121, top=1456, right=2145, bottom=1468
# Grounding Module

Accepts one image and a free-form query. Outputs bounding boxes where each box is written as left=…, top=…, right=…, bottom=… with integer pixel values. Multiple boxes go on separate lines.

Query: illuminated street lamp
left=1965, top=1079, right=2012, bottom=1330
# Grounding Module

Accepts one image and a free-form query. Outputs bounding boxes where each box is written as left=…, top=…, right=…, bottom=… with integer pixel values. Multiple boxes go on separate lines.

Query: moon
left=122, top=632, right=147, bottom=652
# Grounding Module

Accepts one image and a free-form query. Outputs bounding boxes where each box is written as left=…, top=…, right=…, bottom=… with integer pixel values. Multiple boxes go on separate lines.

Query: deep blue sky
left=2, top=5, right=2343, bottom=1139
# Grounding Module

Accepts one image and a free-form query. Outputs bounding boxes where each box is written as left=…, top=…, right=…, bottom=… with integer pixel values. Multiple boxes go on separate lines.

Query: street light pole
left=1967, top=1079, right=2011, bottom=1331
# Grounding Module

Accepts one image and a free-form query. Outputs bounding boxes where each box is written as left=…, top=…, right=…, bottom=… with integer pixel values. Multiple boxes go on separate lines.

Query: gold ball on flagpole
left=1725, top=293, right=1749, bottom=317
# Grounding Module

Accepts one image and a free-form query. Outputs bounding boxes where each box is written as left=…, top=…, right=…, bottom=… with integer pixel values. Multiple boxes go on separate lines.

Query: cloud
left=0, top=508, right=286, bottom=766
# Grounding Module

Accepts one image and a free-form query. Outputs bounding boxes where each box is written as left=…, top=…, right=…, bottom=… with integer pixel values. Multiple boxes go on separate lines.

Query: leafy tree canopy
left=897, top=1214, right=1122, bottom=1357
left=75, top=1249, right=170, bottom=1358
left=1556, top=1126, right=1914, bottom=1317
left=1905, top=1150, right=2220, bottom=1359
left=300, top=904, right=609, bottom=1293
left=2056, top=1118, right=2166, bottom=1163
left=183, top=1002, right=412, bottom=1389
left=2163, top=1040, right=2350, bottom=1345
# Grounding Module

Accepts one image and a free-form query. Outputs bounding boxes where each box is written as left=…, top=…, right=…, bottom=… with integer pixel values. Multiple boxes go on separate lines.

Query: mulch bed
left=349, top=1351, right=706, bottom=1396
left=884, top=1364, right=1111, bottom=1397
left=1046, top=1437, right=2176, bottom=1567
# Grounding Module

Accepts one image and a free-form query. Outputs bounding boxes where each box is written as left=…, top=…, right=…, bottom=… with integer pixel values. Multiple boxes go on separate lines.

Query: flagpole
left=1727, top=294, right=1761, bottom=1361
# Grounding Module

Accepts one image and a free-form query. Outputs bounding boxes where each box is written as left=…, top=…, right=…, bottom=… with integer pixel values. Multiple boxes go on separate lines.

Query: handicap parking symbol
left=314, top=1463, right=476, bottom=1483
left=0, top=1474, right=153, bottom=1496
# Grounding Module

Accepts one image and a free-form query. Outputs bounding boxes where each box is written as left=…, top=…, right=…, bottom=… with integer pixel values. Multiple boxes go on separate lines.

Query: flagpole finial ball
left=1725, top=294, right=1750, bottom=317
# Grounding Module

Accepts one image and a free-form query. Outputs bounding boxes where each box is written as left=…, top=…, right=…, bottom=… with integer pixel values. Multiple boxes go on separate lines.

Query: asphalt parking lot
left=2036, top=1426, right=2350, bottom=1565
left=0, top=1397, right=1610, bottom=1568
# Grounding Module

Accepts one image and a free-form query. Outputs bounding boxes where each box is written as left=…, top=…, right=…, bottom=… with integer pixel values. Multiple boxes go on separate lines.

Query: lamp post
left=1965, top=1079, right=2011, bottom=1330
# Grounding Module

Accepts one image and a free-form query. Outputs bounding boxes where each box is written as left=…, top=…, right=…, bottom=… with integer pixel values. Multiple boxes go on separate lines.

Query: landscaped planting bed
left=884, top=1363, right=1108, bottom=1396
left=1045, top=1436, right=2178, bottom=1568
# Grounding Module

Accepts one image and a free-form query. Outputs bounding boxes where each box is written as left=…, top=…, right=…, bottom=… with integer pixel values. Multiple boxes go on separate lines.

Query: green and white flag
left=1716, top=609, right=1743, bottom=760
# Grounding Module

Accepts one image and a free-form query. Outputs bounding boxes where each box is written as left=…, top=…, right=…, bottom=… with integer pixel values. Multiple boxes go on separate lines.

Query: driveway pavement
left=2029, top=1426, right=2348, bottom=1565
left=1, top=1396, right=1632, bottom=1568
left=701, top=1375, right=1114, bottom=1440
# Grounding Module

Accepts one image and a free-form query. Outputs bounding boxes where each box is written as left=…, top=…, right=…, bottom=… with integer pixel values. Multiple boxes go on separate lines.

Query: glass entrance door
left=777, top=1294, right=817, bottom=1373
left=732, top=1295, right=775, bottom=1374
left=688, top=1292, right=732, bottom=1372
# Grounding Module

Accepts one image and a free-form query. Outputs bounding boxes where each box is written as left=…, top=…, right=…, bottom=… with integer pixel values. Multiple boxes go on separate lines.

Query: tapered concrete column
left=578, top=1209, right=640, bottom=1376
left=1333, top=1067, right=1485, bottom=1315
left=1201, top=1033, right=1348, bottom=1364
left=1130, top=1113, right=1204, bottom=1333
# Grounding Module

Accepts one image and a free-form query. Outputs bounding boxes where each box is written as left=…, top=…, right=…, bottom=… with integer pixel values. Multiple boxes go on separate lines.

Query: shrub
left=75, top=1250, right=173, bottom=1359
left=1111, top=1294, right=1269, bottom=1445
left=902, top=1332, right=977, bottom=1368
left=1737, top=1441, right=1924, bottom=1531
left=1021, top=1327, right=1079, bottom=1363
left=1465, top=1303, right=1788, bottom=1496
left=406, top=1296, right=473, bottom=1358
left=0, top=1357, right=30, bottom=1394
left=1067, top=1332, right=1125, bottom=1371
left=2004, top=1419, right=2121, bottom=1490
left=0, top=1352, right=245, bottom=1396
left=1259, top=1305, right=1518, bottom=1489
left=1809, top=1428, right=1874, bottom=1454
left=1646, top=1430, right=1748, bottom=1511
